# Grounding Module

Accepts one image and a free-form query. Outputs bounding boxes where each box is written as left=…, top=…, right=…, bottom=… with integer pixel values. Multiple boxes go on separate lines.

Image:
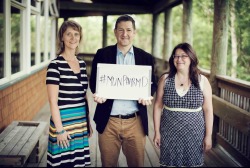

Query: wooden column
left=102, top=15, right=107, bottom=48
left=163, top=8, right=172, bottom=62
left=210, top=0, right=229, bottom=95
left=152, top=13, right=161, bottom=58
left=182, top=0, right=193, bottom=45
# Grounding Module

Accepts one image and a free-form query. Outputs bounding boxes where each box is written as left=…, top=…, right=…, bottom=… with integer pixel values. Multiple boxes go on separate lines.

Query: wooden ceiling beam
left=59, top=10, right=104, bottom=18
left=59, top=1, right=152, bottom=15
left=153, top=0, right=182, bottom=14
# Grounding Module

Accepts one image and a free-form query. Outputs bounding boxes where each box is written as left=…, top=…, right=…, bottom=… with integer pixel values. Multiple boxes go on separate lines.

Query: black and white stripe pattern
left=46, top=56, right=88, bottom=110
left=46, top=56, right=91, bottom=167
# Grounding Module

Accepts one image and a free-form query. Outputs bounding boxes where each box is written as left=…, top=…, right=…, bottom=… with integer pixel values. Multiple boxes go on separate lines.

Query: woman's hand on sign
left=93, top=93, right=107, bottom=104
left=138, top=96, right=153, bottom=106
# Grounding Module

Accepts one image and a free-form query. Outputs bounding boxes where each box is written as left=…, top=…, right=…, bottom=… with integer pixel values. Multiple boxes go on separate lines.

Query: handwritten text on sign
left=96, top=63, right=152, bottom=100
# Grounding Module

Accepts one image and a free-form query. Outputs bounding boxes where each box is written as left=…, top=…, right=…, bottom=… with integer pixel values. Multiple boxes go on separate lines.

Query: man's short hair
left=115, top=14, right=136, bottom=30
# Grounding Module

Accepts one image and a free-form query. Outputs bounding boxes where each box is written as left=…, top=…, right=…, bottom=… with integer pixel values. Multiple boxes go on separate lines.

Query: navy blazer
left=90, top=44, right=157, bottom=135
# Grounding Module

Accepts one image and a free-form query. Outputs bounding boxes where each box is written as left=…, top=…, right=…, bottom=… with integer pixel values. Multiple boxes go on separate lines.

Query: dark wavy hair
left=57, top=20, right=83, bottom=56
left=114, top=14, right=136, bottom=30
left=168, top=42, right=201, bottom=89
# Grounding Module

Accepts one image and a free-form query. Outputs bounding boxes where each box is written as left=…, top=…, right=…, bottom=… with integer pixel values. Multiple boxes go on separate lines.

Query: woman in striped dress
left=46, top=20, right=92, bottom=167
left=153, top=43, right=213, bottom=167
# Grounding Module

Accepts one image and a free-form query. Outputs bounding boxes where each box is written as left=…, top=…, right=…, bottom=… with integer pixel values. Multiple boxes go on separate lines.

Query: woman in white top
left=153, top=42, right=213, bottom=167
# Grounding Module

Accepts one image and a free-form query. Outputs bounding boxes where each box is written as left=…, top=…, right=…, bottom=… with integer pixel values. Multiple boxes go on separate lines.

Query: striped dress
left=46, top=56, right=91, bottom=167
left=160, top=75, right=205, bottom=167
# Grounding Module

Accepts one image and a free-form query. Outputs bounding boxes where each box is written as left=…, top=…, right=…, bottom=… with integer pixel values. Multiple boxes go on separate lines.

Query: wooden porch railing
left=210, top=75, right=250, bottom=166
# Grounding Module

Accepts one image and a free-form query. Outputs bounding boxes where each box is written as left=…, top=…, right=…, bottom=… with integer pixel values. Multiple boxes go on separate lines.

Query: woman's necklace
left=177, top=74, right=189, bottom=94
left=177, top=75, right=188, bottom=86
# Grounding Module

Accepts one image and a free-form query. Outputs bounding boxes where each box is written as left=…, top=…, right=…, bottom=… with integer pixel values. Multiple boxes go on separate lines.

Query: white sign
left=96, top=63, right=152, bottom=100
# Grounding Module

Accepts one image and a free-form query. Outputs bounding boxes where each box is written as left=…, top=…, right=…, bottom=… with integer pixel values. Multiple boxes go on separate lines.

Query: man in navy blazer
left=90, top=15, right=157, bottom=167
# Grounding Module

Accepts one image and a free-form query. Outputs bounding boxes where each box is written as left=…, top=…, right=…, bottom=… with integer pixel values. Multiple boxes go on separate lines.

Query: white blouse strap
left=199, top=74, right=205, bottom=91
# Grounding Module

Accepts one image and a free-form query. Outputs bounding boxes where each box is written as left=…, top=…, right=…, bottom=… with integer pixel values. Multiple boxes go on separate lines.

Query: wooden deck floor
left=28, top=90, right=242, bottom=167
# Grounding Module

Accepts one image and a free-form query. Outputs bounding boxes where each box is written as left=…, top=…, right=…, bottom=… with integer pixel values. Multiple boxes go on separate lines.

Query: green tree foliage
left=193, top=0, right=214, bottom=70
left=192, top=0, right=250, bottom=82
left=11, top=14, right=21, bottom=52
left=171, top=5, right=183, bottom=50
left=65, top=17, right=103, bottom=53
left=234, top=0, right=250, bottom=81
left=107, top=16, right=117, bottom=46
left=133, top=14, right=153, bottom=54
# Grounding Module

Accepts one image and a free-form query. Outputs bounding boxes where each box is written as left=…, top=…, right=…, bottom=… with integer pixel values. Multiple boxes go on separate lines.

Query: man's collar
left=117, top=45, right=134, bottom=55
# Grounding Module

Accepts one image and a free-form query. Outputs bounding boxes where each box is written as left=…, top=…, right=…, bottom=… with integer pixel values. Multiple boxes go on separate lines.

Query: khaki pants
left=98, top=115, right=146, bottom=167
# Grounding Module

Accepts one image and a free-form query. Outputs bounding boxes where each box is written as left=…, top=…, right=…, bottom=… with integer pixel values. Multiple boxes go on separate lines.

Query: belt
left=110, top=112, right=139, bottom=119
left=164, top=105, right=202, bottom=112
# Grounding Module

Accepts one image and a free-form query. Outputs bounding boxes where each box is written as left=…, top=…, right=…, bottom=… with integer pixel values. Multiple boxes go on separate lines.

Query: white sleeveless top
left=176, top=74, right=205, bottom=97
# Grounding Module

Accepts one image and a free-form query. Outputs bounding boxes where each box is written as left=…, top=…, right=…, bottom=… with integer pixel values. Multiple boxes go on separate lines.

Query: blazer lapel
left=134, top=46, right=143, bottom=65
left=110, top=44, right=117, bottom=64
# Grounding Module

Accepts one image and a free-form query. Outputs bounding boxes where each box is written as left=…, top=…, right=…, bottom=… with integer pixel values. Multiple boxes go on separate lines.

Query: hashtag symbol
left=99, top=75, right=105, bottom=83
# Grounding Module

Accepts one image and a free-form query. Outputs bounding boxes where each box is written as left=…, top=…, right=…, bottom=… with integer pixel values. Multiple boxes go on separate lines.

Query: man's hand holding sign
left=93, top=63, right=153, bottom=105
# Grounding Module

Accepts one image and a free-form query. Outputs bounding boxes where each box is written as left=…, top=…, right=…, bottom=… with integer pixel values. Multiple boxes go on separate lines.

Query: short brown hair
left=114, top=15, right=136, bottom=30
